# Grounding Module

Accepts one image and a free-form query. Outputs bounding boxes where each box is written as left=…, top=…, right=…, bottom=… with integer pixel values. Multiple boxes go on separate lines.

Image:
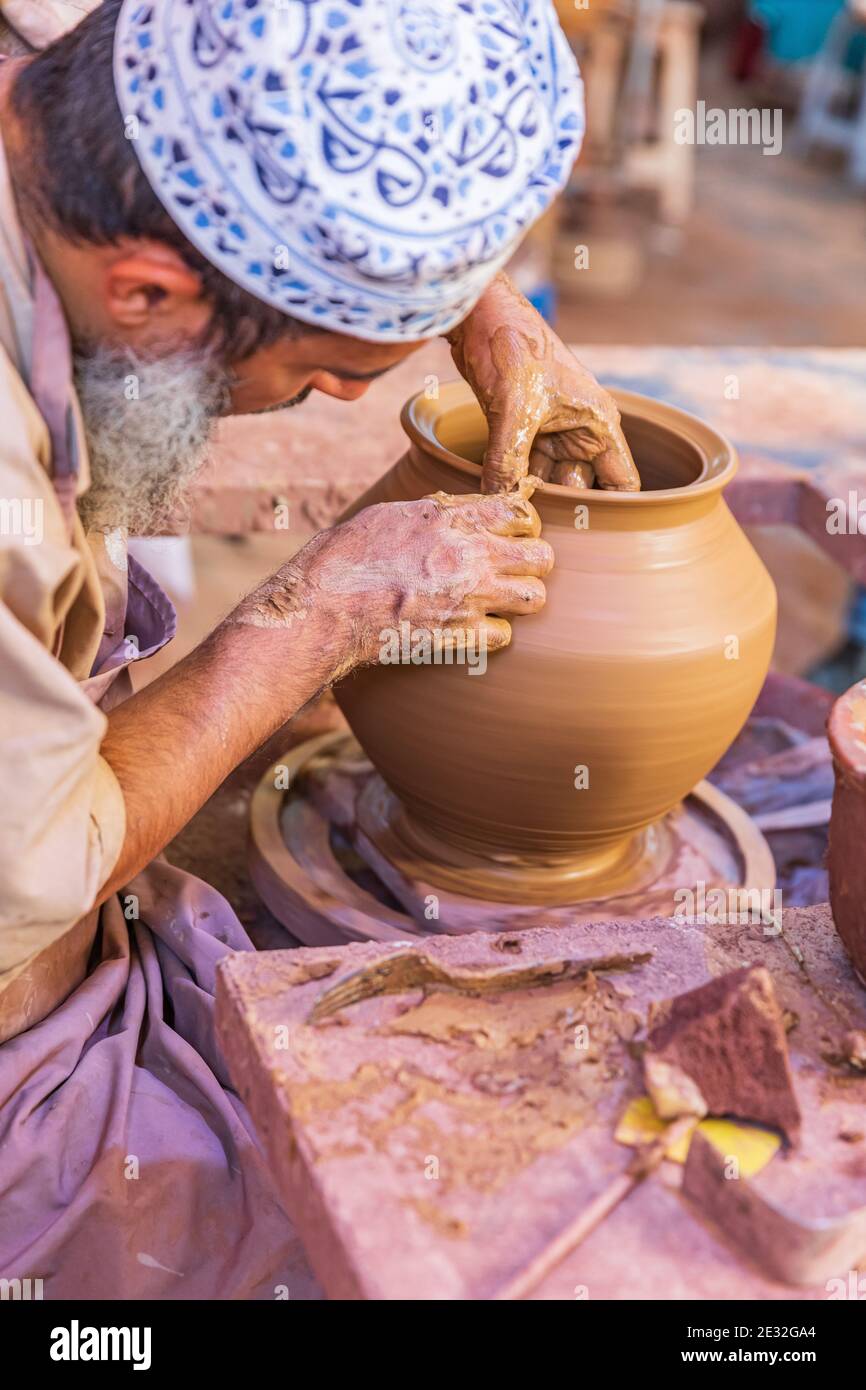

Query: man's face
left=227, top=331, right=422, bottom=415
left=73, top=326, right=422, bottom=533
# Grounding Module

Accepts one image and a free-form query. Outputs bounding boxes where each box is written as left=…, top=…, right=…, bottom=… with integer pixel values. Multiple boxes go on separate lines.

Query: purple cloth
left=0, top=566, right=321, bottom=1300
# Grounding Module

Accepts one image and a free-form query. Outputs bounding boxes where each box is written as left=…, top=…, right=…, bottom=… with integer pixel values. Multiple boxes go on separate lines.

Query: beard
left=73, top=344, right=232, bottom=534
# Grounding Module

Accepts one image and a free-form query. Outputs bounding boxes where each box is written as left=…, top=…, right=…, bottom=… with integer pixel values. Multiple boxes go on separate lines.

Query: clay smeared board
left=216, top=905, right=866, bottom=1300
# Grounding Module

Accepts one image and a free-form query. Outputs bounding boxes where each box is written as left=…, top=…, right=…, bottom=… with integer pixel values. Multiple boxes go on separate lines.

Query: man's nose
left=309, top=372, right=372, bottom=402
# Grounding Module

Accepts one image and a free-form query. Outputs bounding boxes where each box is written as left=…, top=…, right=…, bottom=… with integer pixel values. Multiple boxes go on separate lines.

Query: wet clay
left=335, top=382, right=777, bottom=904
left=292, top=971, right=642, bottom=1198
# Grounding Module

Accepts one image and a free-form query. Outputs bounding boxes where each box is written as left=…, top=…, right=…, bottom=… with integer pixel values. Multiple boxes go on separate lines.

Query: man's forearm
left=97, top=606, right=348, bottom=905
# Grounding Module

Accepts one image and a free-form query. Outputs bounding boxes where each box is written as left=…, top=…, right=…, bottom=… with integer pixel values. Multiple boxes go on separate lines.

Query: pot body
left=335, top=385, right=776, bottom=893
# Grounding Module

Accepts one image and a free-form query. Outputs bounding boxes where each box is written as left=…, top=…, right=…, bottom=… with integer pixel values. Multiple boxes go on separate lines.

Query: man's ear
left=104, top=244, right=204, bottom=328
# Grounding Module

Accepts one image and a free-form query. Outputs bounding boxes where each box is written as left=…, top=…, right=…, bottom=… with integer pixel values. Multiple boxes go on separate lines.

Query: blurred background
left=515, top=0, right=865, bottom=346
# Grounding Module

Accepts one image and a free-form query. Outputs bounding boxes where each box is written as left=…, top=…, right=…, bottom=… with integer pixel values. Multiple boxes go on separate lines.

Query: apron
left=0, top=258, right=320, bottom=1300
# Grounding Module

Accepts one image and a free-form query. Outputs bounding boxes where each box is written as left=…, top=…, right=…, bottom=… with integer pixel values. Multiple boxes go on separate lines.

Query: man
left=0, top=0, right=637, bottom=1298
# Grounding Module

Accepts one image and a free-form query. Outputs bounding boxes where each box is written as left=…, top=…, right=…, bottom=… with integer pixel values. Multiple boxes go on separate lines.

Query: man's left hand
left=447, top=273, right=640, bottom=495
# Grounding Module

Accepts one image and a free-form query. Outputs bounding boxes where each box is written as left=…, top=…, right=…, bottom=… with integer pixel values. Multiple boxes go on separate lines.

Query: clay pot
left=336, top=382, right=776, bottom=904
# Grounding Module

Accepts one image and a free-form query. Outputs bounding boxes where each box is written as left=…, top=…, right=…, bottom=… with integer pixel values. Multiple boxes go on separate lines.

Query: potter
left=0, top=1, right=638, bottom=1300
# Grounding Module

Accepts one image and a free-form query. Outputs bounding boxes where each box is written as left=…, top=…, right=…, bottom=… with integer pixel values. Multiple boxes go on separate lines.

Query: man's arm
left=97, top=605, right=345, bottom=904
left=97, top=486, right=553, bottom=903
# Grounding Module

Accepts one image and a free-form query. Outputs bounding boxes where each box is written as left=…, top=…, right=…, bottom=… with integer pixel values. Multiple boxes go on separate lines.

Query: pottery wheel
left=249, top=731, right=776, bottom=947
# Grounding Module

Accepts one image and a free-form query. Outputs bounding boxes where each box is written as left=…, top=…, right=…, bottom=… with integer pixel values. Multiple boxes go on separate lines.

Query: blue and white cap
left=114, top=1, right=584, bottom=342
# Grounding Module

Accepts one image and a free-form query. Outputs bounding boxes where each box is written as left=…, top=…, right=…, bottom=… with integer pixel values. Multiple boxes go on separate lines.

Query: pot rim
left=401, top=381, right=739, bottom=504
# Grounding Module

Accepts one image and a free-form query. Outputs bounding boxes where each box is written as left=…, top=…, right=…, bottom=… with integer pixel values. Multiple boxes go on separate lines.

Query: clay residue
left=288, top=972, right=643, bottom=1238
left=290, top=960, right=341, bottom=986
left=287, top=1061, right=388, bottom=1122
left=229, top=955, right=340, bottom=1014
left=386, top=983, right=589, bottom=1050
left=308, top=949, right=652, bottom=1022
left=405, top=1198, right=469, bottom=1240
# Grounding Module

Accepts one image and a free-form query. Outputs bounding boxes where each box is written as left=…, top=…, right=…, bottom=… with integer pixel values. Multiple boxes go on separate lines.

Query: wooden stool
left=559, top=0, right=704, bottom=225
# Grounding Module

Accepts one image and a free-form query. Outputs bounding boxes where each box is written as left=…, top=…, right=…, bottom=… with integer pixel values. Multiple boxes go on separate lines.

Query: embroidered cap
left=114, top=0, right=584, bottom=342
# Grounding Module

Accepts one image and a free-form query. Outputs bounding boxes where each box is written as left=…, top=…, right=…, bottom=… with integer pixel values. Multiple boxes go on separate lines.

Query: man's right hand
left=277, top=484, right=555, bottom=675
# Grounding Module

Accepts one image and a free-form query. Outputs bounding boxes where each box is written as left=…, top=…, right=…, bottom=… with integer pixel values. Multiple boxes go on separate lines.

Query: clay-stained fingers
left=528, top=444, right=594, bottom=486
left=427, top=485, right=542, bottom=539
left=470, top=482, right=543, bottom=539
left=528, top=415, right=640, bottom=492
left=588, top=439, right=641, bottom=493
left=476, top=616, right=512, bottom=653
left=529, top=439, right=608, bottom=489
left=548, top=460, right=596, bottom=489
left=527, top=448, right=553, bottom=483
left=492, top=536, right=555, bottom=578
left=487, top=576, right=547, bottom=616
left=480, top=391, right=535, bottom=495
left=529, top=438, right=598, bottom=489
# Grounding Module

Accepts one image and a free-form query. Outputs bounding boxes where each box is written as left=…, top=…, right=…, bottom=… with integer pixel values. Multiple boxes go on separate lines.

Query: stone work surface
left=216, top=903, right=866, bottom=1300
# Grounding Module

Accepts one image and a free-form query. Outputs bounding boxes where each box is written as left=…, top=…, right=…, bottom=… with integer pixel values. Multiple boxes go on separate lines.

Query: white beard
left=74, top=345, right=231, bottom=534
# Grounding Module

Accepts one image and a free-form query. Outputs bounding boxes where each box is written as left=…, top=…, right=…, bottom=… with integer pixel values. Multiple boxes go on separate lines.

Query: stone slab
left=216, top=903, right=866, bottom=1300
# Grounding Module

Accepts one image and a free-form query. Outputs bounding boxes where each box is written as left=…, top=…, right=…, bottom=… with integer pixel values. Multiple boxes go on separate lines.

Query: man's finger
left=429, top=487, right=542, bottom=538
left=472, top=489, right=542, bottom=538
left=549, top=460, right=596, bottom=488
left=591, top=437, right=641, bottom=492
left=492, top=536, right=555, bottom=577
left=477, top=616, right=512, bottom=653
left=488, top=576, right=547, bottom=616
left=481, top=405, right=534, bottom=494
left=528, top=448, right=553, bottom=482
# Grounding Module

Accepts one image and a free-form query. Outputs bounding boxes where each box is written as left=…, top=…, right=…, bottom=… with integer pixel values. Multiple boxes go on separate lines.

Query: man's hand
left=97, top=488, right=551, bottom=903
left=257, top=483, right=554, bottom=672
left=447, top=273, right=640, bottom=494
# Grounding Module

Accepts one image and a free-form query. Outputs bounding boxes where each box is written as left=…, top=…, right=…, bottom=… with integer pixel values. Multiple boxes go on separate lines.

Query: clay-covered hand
left=298, top=480, right=554, bottom=670
left=447, top=273, right=640, bottom=494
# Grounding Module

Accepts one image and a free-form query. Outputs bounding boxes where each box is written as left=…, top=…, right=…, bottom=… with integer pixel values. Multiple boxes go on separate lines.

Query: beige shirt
left=0, top=129, right=126, bottom=1032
